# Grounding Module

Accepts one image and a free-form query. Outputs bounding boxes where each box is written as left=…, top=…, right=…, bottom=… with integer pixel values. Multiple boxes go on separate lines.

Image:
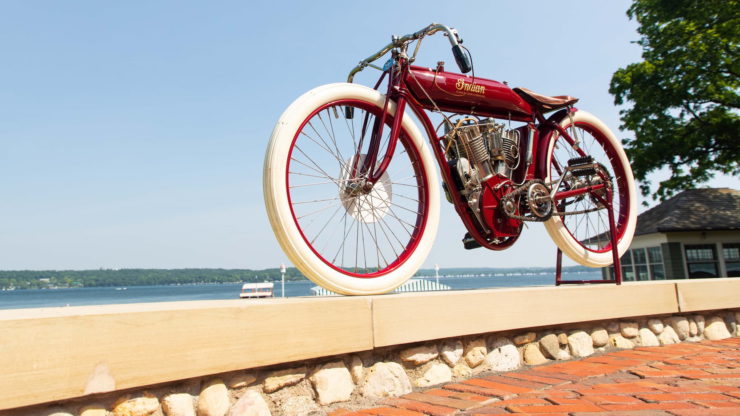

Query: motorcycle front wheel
left=543, top=110, right=637, bottom=267
left=263, top=83, right=440, bottom=295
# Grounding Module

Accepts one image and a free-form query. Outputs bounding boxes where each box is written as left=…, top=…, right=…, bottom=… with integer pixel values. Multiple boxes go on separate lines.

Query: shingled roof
left=635, top=188, right=740, bottom=236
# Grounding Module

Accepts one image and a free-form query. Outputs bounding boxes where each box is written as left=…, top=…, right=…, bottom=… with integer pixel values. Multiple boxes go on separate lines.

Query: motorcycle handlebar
left=347, top=23, right=468, bottom=83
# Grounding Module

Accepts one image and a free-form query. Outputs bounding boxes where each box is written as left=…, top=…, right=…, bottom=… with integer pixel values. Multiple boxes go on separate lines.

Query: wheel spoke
left=290, top=179, right=342, bottom=188
left=310, top=204, right=344, bottom=245
left=296, top=201, right=340, bottom=220
left=375, top=210, right=407, bottom=255
left=363, top=203, right=387, bottom=270
left=321, top=109, right=349, bottom=167
left=301, top=127, right=347, bottom=168
left=290, top=154, right=340, bottom=185
left=292, top=196, right=341, bottom=205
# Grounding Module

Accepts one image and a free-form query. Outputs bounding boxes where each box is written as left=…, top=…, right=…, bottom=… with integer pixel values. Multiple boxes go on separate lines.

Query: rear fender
left=535, top=108, right=577, bottom=180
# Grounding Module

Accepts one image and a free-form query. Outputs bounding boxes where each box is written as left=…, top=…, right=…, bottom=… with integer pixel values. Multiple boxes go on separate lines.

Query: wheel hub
left=339, top=154, right=392, bottom=223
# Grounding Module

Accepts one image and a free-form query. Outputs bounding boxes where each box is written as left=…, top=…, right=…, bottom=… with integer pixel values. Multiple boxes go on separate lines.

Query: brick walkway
left=333, top=337, right=740, bottom=416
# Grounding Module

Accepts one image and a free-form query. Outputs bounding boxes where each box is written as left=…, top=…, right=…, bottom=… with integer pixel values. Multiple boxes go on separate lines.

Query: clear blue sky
left=1, top=1, right=735, bottom=270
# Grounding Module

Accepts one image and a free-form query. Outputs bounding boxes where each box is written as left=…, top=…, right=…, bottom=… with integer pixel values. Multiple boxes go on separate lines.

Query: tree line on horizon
left=0, top=268, right=305, bottom=290
left=0, top=265, right=591, bottom=290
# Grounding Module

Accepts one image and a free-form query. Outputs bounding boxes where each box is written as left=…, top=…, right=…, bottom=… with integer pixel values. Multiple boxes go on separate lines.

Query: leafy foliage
left=610, top=0, right=739, bottom=201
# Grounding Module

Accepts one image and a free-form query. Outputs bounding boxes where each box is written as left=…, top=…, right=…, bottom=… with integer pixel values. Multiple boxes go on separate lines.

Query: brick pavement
left=332, top=337, right=740, bottom=416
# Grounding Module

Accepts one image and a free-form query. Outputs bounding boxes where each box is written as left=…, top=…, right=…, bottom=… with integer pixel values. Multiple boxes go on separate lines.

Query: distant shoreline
left=0, top=266, right=592, bottom=291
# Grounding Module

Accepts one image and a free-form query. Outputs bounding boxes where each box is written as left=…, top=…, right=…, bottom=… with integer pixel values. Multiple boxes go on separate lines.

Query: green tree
left=610, top=0, right=739, bottom=201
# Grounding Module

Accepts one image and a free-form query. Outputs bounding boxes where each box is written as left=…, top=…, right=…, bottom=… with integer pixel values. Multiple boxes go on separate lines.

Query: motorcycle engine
left=443, top=117, right=523, bottom=239
left=444, top=118, right=520, bottom=185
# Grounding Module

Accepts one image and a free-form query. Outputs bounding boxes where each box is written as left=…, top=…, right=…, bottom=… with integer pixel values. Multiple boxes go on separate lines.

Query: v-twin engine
left=444, top=117, right=520, bottom=186
left=442, top=117, right=525, bottom=239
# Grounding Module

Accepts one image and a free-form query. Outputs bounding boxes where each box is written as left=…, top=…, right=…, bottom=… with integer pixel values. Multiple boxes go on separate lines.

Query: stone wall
left=11, top=309, right=739, bottom=416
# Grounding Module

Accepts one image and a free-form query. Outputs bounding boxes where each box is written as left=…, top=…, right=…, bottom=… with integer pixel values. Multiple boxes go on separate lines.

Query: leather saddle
left=513, top=87, right=579, bottom=113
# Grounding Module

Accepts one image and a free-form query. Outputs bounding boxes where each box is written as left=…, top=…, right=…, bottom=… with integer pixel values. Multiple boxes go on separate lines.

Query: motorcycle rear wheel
left=543, top=110, right=636, bottom=267
left=263, top=83, right=440, bottom=295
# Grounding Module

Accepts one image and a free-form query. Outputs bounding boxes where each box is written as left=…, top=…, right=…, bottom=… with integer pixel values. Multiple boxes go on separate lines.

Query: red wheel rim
left=285, top=99, right=430, bottom=278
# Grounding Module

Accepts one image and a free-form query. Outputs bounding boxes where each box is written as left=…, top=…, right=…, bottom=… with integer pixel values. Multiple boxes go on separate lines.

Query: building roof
left=635, top=188, right=740, bottom=236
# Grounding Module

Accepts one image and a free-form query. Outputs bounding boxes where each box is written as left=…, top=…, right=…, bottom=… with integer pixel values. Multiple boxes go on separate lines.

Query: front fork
left=349, top=72, right=406, bottom=191
left=366, top=94, right=406, bottom=184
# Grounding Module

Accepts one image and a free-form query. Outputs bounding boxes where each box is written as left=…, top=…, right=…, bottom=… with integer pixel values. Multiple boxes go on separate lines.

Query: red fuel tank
left=404, top=65, right=533, bottom=121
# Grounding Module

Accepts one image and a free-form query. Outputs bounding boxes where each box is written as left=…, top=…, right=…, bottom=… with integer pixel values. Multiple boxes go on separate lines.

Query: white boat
left=239, top=282, right=274, bottom=299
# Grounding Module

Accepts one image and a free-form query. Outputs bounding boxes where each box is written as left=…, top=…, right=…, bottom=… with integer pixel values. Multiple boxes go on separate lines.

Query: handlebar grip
left=451, top=44, right=472, bottom=73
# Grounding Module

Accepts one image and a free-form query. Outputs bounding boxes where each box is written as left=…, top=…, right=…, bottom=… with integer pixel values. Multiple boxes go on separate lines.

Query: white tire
left=263, top=83, right=440, bottom=295
left=543, top=110, right=637, bottom=267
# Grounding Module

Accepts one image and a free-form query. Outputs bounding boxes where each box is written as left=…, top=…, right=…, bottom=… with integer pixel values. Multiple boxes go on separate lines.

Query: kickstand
left=554, top=190, right=622, bottom=286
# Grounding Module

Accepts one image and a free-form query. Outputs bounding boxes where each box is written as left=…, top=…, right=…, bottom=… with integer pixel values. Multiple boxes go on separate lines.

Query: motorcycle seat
left=513, top=87, right=579, bottom=112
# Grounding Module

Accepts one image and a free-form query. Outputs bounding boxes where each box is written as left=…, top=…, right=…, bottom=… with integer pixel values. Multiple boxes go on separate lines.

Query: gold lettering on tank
left=455, top=79, right=486, bottom=95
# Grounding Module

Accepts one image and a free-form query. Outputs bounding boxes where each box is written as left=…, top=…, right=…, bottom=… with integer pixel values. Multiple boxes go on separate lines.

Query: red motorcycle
left=264, top=23, right=636, bottom=295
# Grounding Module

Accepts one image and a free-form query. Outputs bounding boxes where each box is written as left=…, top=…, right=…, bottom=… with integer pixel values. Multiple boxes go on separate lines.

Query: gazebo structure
left=606, top=188, right=740, bottom=281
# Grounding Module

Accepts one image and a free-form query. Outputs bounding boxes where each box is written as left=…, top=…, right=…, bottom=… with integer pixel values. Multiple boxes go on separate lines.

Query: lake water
left=0, top=271, right=602, bottom=310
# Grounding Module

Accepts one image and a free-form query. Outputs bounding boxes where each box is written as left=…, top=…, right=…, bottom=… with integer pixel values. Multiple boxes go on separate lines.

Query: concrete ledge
left=0, top=279, right=737, bottom=410
left=372, top=281, right=679, bottom=347
left=0, top=297, right=373, bottom=410
left=675, top=278, right=740, bottom=312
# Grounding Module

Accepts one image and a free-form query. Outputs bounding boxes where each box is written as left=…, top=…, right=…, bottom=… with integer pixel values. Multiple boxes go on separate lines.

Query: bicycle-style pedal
left=571, top=167, right=597, bottom=177
left=567, top=156, right=596, bottom=176
left=567, top=156, right=594, bottom=166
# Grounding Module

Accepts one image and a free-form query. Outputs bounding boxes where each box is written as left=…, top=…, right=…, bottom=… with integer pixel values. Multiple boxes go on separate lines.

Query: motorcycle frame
left=356, top=58, right=607, bottom=251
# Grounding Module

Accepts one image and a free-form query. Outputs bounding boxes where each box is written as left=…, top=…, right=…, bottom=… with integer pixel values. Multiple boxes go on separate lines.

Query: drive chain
left=501, top=179, right=605, bottom=222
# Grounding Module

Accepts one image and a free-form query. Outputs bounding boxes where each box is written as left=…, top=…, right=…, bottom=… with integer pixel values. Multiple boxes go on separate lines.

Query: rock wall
left=10, top=309, right=739, bottom=416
